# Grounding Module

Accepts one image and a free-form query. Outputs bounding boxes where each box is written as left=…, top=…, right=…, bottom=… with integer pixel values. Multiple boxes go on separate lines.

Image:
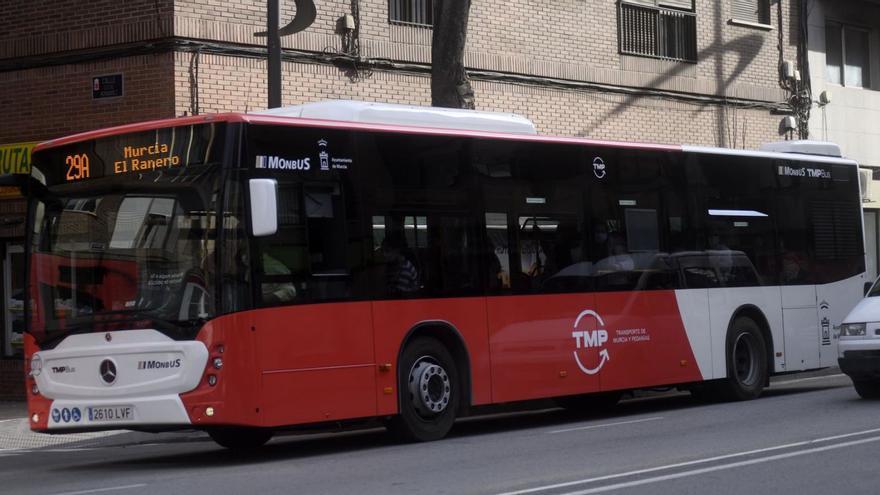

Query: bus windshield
left=27, top=123, right=229, bottom=345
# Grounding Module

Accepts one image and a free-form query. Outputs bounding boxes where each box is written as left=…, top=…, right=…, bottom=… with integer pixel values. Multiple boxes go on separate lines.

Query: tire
left=556, top=391, right=622, bottom=413
left=852, top=379, right=880, bottom=399
left=208, top=427, right=273, bottom=450
left=718, top=317, right=768, bottom=401
left=387, top=337, right=460, bottom=442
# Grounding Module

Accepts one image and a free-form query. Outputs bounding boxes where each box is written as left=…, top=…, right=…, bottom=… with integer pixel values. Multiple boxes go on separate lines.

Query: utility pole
left=267, top=0, right=282, bottom=108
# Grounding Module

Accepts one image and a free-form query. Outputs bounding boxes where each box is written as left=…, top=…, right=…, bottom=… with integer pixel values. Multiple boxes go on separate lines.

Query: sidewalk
left=0, top=401, right=207, bottom=451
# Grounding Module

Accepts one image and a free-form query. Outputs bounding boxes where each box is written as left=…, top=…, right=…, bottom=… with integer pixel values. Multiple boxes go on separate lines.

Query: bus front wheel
left=208, top=427, right=273, bottom=450
left=388, top=337, right=460, bottom=442
left=720, top=317, right=768, bottom=401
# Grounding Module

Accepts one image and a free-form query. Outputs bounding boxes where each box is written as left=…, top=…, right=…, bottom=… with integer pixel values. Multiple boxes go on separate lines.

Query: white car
left=839, top=277, right=880, bottom=398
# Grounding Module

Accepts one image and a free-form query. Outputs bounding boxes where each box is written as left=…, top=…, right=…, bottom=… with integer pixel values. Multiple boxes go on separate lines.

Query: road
left=2, top=373, right=878, bottom=495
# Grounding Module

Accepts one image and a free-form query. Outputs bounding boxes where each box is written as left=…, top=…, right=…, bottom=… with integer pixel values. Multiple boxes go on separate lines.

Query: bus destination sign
left=39, top=123, right=225, bottom=186
left=65, top=143, right=182, bottom=182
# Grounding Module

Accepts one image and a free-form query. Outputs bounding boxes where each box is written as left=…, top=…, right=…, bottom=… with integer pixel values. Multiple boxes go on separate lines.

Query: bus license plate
left=87, top=406, right=133, bottom=422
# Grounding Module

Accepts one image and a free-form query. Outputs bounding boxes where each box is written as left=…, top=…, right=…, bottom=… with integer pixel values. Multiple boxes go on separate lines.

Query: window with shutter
left=389, top=0, right=433, bottom=27
left=730, top=0, right=770, bottom=25
left=618, top=1, right=697, bottom=62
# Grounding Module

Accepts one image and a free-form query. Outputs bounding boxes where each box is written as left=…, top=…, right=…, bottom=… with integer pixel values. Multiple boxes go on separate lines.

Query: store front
left=0, top=141, right=34, bottom=399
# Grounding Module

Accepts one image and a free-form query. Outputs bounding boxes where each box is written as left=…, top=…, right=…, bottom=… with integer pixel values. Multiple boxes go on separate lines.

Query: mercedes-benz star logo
left=99, top=359, right=117, bottom=385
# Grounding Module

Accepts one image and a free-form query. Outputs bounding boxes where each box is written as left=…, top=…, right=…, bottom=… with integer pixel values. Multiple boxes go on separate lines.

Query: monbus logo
left=255, top=155, right=311, bottom=171
left=137, top=359, right=182, bottom=370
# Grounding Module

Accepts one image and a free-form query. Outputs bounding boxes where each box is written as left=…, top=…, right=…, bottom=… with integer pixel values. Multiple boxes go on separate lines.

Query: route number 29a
left=65, top=153, right=90, bottom=181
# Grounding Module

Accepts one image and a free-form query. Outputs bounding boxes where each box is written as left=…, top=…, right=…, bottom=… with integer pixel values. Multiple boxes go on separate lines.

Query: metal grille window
left=618, top=1, right=697, bottom=63
left=730, top=0, right=770, bottom=25
left=389, top=0, right=433, bottom=27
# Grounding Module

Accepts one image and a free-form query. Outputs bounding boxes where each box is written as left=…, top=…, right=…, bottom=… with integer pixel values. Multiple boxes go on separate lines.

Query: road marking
left=48, top=483, right=147, bottom=495
left=773, top=373, right=846, bottom=385
left=558, top=435, right=880, bottom=495
left=549, top=417, right=664, bottom=434
left=498, top=426, right=880, bottom=495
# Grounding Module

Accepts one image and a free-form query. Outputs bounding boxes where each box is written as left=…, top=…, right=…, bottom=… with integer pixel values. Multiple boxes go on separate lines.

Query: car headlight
left=840, top=323, right=867, bottom=337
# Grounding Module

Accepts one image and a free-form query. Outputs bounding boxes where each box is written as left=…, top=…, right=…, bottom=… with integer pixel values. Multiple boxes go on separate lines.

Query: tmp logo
left=571, top=309, right=611, bottom=375
left=593, top=157, right=606, bottom=179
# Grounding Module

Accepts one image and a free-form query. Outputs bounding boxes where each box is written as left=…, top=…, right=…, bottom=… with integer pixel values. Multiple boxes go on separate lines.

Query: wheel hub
left=408, top=358, right=451, bottom=417
left=733, top=333, right=757, bottom=385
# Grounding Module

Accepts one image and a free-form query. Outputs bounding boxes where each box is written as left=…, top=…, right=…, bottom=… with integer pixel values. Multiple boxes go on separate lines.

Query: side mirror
left=249, top=178, right=278, bottom=237
left=865, top=281, right=874, bottom=296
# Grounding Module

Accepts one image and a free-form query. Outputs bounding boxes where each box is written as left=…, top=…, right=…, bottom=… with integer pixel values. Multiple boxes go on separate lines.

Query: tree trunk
left=431, top=0, right=474, bottom=109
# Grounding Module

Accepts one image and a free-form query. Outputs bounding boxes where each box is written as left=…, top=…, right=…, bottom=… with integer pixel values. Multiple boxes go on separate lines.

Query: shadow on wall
left=582, top=3, right=776, bottom=148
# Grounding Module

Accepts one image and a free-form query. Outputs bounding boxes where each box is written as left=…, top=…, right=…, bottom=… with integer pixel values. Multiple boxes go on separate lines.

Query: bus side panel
left=183, top=313, right=263, bottom=428
left=816, top=274, right=866, bottom=367
left=674, top=289, right=713, bottom=380
left=596, top=290, right=702, bottom=391
left=488, top=293, right=600, bottom=403
left=372, top=298, right=490, bottom=416
left=252, top=302, right=377, bottom=427
left=706, top=287, right=784, bottom=378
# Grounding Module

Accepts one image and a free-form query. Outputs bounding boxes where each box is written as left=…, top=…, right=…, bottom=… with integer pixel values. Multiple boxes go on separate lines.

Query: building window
left=826, top=22, right=871, bottom=88
left=730, top=0, right=770, bottom=26
left=389, top=0, right=433, bottom=27
left=618, top=1, right=697, bottom=63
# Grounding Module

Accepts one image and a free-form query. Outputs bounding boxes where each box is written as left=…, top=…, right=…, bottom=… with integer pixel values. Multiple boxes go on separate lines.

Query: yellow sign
left=0, top=142, right=37, bottom=175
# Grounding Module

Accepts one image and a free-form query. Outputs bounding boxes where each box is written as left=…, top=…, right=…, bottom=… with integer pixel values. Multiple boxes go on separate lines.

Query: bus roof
left=31, top=102, right=855, bottom=166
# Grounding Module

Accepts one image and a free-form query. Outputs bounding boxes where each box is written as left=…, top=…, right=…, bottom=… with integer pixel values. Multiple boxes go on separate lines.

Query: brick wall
left=0, top=54, right=176, bottom=143
left=0, top=0, right=173, bottom=58
left=172, top=0, right=796, bottom=103
left=176, top=54, right=783, bottom=149
left=0, top=360, right=24, bottom=400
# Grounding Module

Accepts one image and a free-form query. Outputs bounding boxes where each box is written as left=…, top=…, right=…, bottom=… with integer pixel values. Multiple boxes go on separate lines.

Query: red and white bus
left=19, top=101, right=866, bottom=448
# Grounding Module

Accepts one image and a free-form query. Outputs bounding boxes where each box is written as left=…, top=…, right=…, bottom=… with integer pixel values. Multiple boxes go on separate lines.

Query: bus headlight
left=29, top=355, right=42, bottom=377
left=840, top=323, right=866, bottom=337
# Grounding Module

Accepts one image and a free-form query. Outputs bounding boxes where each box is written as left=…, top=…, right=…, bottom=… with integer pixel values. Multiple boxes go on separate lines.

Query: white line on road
left=559, top=435, right=880, bottom=495
left=773, top=373, right=846, bottom=385
left=498, top=426, right=880, bottom=495
left=47, top=483, right=147, bottom=495
left=549, top=417, right=664, bottom=434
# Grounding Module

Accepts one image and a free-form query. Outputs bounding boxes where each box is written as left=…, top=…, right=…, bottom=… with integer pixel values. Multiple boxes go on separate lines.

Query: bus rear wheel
left=208, top=427, right=273, bottom=450
left=388, top=337, right=460, bottom=442
left=719, top=317, right=768, bottom=401
left=853, top=379, right=880, bottom=399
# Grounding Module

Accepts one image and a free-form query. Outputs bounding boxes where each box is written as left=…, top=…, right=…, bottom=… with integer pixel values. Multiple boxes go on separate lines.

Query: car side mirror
left=249, top=178, right=278, bottom=237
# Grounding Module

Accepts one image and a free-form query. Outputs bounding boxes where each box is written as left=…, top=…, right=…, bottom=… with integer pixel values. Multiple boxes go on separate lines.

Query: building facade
left=0, top=0, right=803, bottom=398
left=806, top=0, right=880, bottom=279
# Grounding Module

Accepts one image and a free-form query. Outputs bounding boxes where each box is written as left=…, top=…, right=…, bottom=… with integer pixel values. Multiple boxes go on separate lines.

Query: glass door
left=4, top=244, right=24, bottom=357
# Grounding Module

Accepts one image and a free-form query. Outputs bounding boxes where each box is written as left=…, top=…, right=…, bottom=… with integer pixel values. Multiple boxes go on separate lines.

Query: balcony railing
left=618, top=2, right=697, bottom=63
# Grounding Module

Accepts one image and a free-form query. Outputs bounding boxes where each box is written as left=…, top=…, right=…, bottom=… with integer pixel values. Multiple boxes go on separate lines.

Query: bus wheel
left=853, top=380, right=880, bottom=399
left=720, top=317, right=768, bottom=401
left=388, top=337, right=459, bottom=442
left=208, top=427, right=273, bottom=450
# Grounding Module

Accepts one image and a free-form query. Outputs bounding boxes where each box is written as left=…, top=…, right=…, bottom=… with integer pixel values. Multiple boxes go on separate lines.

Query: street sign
left=92, top=74, right=123, bottom=99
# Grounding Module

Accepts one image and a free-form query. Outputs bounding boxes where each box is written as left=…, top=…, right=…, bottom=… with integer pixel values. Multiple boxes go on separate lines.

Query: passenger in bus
left=261, top=251, right=298, bottom=304
left=382, top=235, right=420, bottom=294
left=781, top=252, right=810, bottom=284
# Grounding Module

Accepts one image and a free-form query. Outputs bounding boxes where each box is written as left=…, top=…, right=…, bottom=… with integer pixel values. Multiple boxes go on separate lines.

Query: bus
left=17, top=101, right=865, bottom=449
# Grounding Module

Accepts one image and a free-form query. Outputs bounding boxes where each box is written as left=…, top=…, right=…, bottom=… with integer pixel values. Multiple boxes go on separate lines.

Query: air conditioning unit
left=859, top=168, right=872, bottom=203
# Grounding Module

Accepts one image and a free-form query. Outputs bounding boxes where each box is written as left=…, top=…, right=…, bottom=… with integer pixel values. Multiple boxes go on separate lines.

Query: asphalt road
left=3, top=373, right=878, bottom=495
